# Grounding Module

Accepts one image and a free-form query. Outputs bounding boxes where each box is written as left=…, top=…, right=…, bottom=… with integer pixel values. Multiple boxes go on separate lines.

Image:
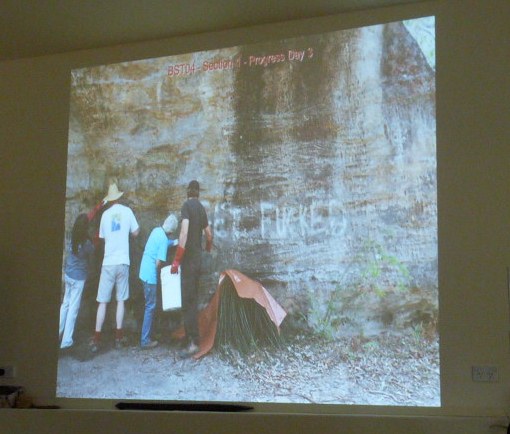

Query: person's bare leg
left=114, top=300, right=126, bottom=346
left=95, top=302, right=107, bottom=332
left=90, top=302, right=107, bottom=351
left=116, top=300, right=124, bottom=330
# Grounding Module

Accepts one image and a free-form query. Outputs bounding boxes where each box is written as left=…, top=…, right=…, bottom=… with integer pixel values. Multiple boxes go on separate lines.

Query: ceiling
left=0, top=0, right=424, bottom=62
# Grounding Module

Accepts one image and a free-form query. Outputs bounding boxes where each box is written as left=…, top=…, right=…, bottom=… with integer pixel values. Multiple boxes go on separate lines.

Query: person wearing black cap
left=171, top=180, right=213, bottom=357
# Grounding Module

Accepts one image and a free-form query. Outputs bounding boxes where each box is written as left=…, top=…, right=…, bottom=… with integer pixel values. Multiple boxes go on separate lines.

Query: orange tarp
left=173, top=269, right=287, bottom=359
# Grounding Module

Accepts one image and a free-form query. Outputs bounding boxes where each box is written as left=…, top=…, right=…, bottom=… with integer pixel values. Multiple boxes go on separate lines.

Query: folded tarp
left=173, top=269, right=287, bottom=359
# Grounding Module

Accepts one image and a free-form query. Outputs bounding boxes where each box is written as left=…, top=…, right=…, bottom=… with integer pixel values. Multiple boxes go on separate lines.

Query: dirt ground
left=57, top=330, right=440, bottom=407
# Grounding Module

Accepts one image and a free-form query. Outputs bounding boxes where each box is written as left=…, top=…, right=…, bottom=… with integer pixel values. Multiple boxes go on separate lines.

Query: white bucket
left=160, top=265, right=182, bottom=311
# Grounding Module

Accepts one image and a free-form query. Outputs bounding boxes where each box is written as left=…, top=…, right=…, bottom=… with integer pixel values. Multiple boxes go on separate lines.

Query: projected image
left=57, top=16, right=438, bottom=407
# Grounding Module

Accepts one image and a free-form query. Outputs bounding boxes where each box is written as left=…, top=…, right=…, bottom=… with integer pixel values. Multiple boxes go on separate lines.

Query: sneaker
left=115, top=336, right=128, bottom=349
left=89, top=339, right=100, bottom=353
left=59, top=345, right=74, bottom=356
left=178, top=342, right=199, bottom=359
left=141, top=340, right=158, bottom=349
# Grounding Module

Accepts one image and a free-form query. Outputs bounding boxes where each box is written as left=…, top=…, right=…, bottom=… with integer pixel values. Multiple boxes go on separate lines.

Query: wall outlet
left=472, top=365, right=499, bottom=382
left=0, top=365, right=16, bottom=379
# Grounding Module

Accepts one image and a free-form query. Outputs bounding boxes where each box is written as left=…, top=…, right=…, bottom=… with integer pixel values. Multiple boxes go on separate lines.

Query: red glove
left=87, top=199, right=107, bottom=222
left=171, top=246, right=185, bottom=274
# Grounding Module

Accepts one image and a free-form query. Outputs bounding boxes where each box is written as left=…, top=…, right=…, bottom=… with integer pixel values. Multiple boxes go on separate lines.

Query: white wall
left=1, top=1, right=509, bottom=432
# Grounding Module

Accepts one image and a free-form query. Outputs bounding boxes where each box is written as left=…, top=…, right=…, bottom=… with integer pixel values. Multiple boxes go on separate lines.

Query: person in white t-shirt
left=90, top=181, right=140, bottom=352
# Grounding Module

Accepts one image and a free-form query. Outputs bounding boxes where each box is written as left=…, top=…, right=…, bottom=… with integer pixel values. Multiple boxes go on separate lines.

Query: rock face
left=65, top=19, right=436, bottom=336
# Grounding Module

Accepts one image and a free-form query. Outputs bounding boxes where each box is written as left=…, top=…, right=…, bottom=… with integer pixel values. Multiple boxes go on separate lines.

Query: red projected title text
left=167, top=48, right=314, bottom=77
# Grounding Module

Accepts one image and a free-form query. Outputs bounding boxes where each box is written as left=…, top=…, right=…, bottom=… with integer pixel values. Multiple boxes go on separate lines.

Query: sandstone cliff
left=65, top=19, right=436, bottom=337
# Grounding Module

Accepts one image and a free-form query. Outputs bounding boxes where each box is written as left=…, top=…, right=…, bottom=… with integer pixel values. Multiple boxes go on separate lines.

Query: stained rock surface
left=65, top=20, right=437, bottom=336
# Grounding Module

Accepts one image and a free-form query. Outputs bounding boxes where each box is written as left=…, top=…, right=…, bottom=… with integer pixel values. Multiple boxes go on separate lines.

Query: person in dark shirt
left=171, top=180, right=213, bottom=357
left=59, top=214, right=95, bottom=349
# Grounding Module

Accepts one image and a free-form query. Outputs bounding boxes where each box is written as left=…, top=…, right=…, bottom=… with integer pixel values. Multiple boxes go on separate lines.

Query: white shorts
left=97, top=264, right=130, bottom=302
